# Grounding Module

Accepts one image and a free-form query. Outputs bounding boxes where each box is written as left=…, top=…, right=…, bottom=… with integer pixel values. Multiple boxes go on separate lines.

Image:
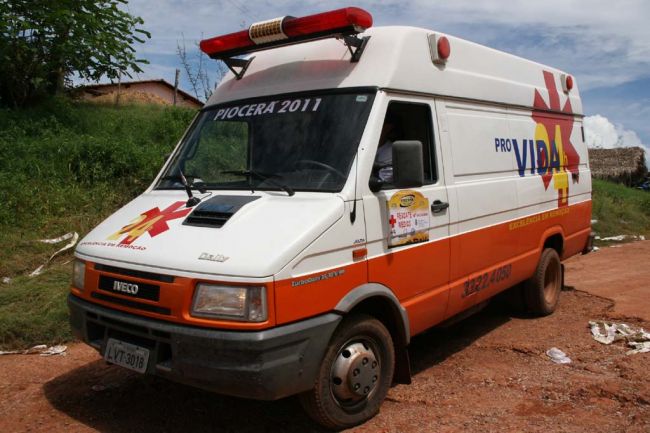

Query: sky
left=117, top=0, right=650, bottom=160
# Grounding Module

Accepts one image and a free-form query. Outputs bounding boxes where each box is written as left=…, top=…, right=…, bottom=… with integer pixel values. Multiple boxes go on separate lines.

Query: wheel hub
left=331, top=341, right=380, bottom=403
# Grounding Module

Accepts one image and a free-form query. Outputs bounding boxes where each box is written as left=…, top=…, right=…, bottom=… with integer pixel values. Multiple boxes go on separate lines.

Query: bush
left=0, top=98, right=195, bottom=229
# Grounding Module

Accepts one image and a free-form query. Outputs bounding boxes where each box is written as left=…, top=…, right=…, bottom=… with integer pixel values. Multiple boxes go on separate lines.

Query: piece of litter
left=0, top=344, right=68, bottom=356
left=24, top=344, right=48, bottom=354
left=589, top=321, right=650, bottom=355
left=1, top=277, right=10, bottom=284
left=92, top=384, right=106, bottom=392
left=627, top=341, right=650, bottom=355
left=597, top=234, right=645, bottom=242
left=590, top=219, right=598, bottom=224
left=40, top=345, right=67, bottom=356
left=599, top=235, right=627, bottom=242
left=38, top=233, right=76, bottom=244
left=29, top=232, right=79, bottom=277
left=546, top=347, right=572, bottom=364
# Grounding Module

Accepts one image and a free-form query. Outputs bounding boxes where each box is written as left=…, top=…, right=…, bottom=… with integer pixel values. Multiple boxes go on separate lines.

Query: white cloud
left=584, top=114, right=649, bottom=166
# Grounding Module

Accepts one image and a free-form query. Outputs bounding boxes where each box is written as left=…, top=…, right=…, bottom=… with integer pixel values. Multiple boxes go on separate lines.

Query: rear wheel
left=299, top=314, right=394, bottom=430
left=524, top=248, right=562, bottom=316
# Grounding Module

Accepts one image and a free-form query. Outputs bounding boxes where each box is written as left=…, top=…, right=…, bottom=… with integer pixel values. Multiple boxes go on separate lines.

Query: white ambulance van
left=69, top=7, right=593, bottom=429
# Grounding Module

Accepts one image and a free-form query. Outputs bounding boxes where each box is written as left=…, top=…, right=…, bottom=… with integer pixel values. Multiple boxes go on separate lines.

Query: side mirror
left=369, top=175, right=384, bottom=192
left=392, top=140, right=424, bottom=188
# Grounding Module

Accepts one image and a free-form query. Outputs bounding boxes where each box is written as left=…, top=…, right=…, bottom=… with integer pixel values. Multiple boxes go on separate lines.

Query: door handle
left=431, top=200, right=449, bottom=213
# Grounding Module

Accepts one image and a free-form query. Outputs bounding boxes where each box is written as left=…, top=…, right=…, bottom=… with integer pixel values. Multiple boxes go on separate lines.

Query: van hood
left=76, top=191, right=344, bottom=278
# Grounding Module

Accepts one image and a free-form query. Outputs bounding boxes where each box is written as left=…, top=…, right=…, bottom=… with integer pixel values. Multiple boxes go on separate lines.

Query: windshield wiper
left=222, top=169, right=295, bottom=196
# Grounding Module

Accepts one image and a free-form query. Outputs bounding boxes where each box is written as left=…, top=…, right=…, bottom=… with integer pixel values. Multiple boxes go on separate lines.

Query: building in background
left=589, top=147, right=647, bottom=186
left=76, top=79, right=202, bottom=109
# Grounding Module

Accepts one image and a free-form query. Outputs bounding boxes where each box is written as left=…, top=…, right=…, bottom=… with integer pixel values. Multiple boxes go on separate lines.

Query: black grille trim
left=94, top=263, right=175, bottom=283
left=183, top=195, right=260, bottom=228
left=98, top=275, right=160, bottom=301
left=91, top=292, right=171, bottom=315
left=185, top=211, right=232, bottom=228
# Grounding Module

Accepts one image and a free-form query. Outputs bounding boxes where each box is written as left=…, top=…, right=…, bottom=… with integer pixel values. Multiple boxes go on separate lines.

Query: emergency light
left=200, top=7, right=373, bottom=79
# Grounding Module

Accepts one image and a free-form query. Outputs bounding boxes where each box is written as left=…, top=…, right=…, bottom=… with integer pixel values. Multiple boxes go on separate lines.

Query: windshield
left=157, top=89, right=376, bottom=193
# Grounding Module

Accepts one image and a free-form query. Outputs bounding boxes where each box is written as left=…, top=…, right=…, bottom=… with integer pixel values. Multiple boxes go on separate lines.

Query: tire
left=299, top=314, right=395, bottom=430
left=524, top=248, right=562, bottom=316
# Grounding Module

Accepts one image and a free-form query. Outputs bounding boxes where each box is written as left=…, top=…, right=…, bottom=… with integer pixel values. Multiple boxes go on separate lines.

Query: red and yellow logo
left=495, top=71, right=581, bottom=207
left=532, top=71, right=580, bottom=207
left=108, top=201, right=192, bottom=245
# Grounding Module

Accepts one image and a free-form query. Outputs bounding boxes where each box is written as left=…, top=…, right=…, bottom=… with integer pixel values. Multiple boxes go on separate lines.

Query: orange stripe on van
left=74, top=200, right=591, bottom=335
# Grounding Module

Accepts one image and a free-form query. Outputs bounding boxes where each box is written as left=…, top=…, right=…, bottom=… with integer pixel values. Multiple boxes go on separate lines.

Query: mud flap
left=393, top=344, right=412, bottom=385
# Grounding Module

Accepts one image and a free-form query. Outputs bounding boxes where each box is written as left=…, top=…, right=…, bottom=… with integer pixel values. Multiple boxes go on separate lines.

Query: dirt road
left=1, top=242, right=648, bottom=433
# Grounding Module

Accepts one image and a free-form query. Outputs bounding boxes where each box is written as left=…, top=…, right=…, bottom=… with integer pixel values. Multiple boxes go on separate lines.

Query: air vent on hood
left=184, top=195, right=260, bottom=228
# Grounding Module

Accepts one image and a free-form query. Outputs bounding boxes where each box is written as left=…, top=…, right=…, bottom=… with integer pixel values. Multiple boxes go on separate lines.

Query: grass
left=0, top=98, right=195, bottom=349
left=0, top=99, right=648, bottom=349
left=591, top=178, right=650, bottom=241
left=0, top=265, right=73, bottom=349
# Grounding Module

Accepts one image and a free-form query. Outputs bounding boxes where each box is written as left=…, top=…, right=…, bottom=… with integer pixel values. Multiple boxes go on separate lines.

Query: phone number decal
left=463, top=264, right=512, bottom=297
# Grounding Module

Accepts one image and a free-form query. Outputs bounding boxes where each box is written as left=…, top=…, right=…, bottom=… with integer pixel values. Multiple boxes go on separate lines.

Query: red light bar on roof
left=199, top=7, right=373, bottom=59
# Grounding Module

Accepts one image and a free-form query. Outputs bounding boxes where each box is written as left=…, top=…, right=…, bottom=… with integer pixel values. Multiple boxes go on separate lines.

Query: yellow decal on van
left=387, top=190, right=429, bottom=247
left=508, top=207, right=570, bottom=231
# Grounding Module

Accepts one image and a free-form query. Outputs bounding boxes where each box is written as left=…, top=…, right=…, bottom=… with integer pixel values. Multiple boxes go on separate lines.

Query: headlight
left=72, top=260, right=85, bottom=290
left=191, top=284, right=267, bottom=322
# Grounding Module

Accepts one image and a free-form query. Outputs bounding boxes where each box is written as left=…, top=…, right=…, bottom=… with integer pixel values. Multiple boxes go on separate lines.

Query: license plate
left=104, top=338, right=150, bottom=374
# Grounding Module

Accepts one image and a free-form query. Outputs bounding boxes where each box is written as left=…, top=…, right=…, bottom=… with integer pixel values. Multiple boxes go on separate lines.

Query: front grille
left=91, top=292, right=171, bottom=315
left=98, top=275, right=160, bottom=301
left=94, top=263, right=175, bottom=283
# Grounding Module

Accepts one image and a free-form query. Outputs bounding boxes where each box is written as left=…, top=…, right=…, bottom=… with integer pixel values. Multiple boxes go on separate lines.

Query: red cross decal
left=108, top=201, right=192, bottom=245
left=389, top=214, right=397, bottom=227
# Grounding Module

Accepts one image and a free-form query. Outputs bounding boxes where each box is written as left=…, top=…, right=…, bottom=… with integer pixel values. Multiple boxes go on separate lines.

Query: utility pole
left=173, top=69, right=180, bottom=106
left=115, top=71, right=122, bottom=107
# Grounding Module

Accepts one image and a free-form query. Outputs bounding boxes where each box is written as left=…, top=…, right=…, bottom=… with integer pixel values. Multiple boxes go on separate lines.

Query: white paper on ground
left=546, top=347, right=572, bottom=364
left=589, top=321, right=650, bottom=355
left=0, top=344, right=67, bottom=356
left=29, top=232, right=79, bottom=277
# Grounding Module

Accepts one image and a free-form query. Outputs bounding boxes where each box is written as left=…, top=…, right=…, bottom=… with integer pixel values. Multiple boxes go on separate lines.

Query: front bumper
left=68, top=294, right=341, bottom=400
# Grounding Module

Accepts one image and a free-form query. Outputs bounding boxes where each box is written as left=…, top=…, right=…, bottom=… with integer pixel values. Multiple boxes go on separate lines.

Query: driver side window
left=370, top=101, right=437, bottom=189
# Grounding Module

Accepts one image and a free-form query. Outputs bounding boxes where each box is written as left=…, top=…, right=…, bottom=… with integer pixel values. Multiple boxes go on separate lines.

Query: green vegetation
left=0, top=101, right=648, bottom=349
left=0, top=99, right=195, bottom=349
left=0, top=267, right=72, bottom=349
left=1, top=1, right=149, bottom=106
left=592, top=178, right=650, bottom=241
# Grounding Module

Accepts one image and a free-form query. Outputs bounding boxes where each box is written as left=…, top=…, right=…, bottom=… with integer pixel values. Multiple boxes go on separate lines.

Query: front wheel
left=299, top=314, right=395, bottom=430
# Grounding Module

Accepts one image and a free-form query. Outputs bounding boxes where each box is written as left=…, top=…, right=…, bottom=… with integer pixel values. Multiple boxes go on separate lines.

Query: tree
left=176, top=34, right=226, bottom=102
left=0, top=0, right=150, bottom=107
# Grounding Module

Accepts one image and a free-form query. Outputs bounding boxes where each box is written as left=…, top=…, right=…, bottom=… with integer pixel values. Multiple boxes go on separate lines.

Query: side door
left=362, top=96, right=451, bottom=336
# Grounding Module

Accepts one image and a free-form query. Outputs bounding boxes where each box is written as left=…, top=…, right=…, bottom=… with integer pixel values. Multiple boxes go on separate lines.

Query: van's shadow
left=44, top=302, right=514, bottom=432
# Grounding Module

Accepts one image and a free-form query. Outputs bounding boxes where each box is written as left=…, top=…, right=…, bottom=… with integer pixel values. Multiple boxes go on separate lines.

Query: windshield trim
left=155, top=86, right=378, bottom=194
